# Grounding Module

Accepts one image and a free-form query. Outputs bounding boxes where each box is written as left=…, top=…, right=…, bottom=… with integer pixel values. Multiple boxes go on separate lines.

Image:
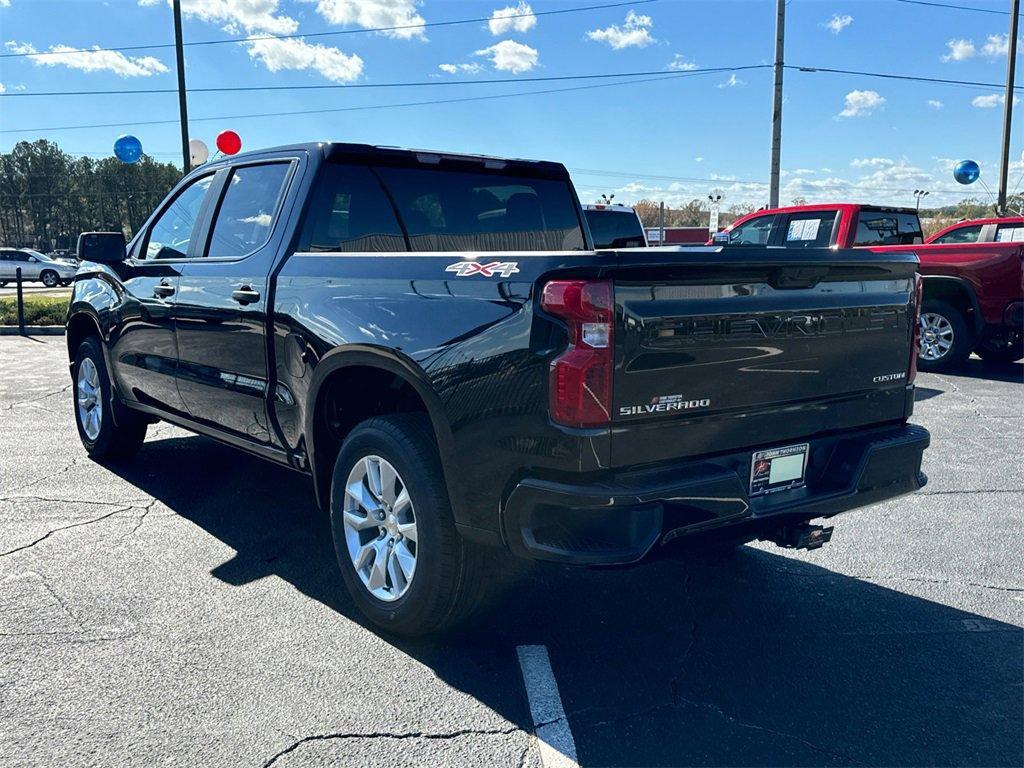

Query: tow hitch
left=764, top=523, right=834, bottom=551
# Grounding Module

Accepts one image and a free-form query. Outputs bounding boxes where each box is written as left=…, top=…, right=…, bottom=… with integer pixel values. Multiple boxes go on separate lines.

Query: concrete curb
left=0, top=326, right=66, bottom=336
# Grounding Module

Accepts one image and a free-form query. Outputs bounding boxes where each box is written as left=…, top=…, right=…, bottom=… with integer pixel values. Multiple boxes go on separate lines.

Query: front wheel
left=330, top=414, right=489, bottom=636
left=73, top=337, right=147, bottom=459
left=917, top=299, right=974, bottom=372
left=40, top=270, right=60, bottom=288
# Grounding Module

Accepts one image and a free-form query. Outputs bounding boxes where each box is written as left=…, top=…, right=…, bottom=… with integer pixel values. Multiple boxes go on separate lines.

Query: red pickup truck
left=717, top=205, right=1024, bottom=370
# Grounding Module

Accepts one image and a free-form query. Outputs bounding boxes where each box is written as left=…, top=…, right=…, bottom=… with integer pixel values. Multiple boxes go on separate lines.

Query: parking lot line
left=516, top=644, right=580, bottom=768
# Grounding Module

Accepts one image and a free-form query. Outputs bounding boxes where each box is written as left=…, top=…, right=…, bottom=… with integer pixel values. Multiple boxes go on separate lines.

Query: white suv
left=0, top=248, right=78, bottom=287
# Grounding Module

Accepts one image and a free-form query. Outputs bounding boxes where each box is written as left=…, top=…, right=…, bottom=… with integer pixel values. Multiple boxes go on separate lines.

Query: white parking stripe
left=516, top=645, right=580, bottom=768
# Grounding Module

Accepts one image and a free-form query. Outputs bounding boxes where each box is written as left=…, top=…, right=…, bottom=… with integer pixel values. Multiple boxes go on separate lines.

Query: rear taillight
left=909, top=273, right=923, bottom=383
left=541, top=279, right=613, bottom=428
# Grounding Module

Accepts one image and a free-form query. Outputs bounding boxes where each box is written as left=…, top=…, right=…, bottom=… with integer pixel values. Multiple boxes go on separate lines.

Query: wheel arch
left=920, top=275, right=983, bottom=334
left=304, top=346, right=458, bottom=516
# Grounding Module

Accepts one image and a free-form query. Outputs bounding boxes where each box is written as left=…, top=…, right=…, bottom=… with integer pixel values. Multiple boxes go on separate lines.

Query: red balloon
left=216, top=130, right=241, bottom=155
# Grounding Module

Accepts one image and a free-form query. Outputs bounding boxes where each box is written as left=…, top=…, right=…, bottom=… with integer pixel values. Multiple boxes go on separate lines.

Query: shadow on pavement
left=939, top=358, right=1023, bottom=384
left=103, top=433, right=1023, bottom=767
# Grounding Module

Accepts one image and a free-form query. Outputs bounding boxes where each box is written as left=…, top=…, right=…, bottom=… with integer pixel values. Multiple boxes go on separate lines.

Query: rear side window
left=206, top=163, right=290, bottom=259
left=781, top=211, right=836, bottom=248
left=854, top=211, right=922, bottom=246
left=933, top=225, right=982, bottom=244
left=375, top=166, right=586, bottom=252
left=995, top=224, right=1024, bottom=242
left=584, top=209, right=646, bottom=249
left=727, top=214, right=774, bottom=245
left=300, top=164, right=406, bottom=252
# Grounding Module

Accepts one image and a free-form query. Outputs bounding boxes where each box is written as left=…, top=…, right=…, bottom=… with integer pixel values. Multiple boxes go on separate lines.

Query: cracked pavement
left=1, top=336, right=1021, bottom=767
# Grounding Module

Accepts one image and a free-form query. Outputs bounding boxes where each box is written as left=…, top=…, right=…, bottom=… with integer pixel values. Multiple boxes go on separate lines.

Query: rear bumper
left=500, top=423, right=930, bottom=565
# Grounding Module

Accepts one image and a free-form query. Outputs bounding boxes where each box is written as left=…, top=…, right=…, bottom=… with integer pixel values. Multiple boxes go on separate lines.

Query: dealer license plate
left=749, top=443, right=809, bottom=497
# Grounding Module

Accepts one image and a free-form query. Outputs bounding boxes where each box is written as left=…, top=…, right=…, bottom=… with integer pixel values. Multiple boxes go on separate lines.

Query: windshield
left=584, top=209, right=646, bottom=249
left=22, top=249, right=48, bottom=260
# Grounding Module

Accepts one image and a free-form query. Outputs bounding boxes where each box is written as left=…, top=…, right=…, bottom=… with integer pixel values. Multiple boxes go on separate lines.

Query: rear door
left=173, top=158, right=297, bottom=442
left=776, top=209, right=839, bottom=248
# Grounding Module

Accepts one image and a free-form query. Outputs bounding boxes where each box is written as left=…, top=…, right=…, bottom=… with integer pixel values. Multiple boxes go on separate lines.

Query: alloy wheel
left=77, top=357, right=102, bottom=441
left=919, top=312, right=954, bottom=362
left=342, top=455, right=418, bottom=602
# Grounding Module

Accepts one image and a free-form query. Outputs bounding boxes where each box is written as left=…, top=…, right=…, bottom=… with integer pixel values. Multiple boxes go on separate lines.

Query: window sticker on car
left=995, top=227, right=1024, bottom=243
left=787, top=219, right=820, bottom=241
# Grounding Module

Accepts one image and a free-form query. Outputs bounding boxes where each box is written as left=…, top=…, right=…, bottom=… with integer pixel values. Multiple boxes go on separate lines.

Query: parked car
left=0, top=248, right=78, bottom=287
left=47, top=248, right=79, bottom=264
left=716, top=204, right=1023, bottom=369
left=67, top=143, right=929, bottom=635
left=582, top=203, right=648, bottom=248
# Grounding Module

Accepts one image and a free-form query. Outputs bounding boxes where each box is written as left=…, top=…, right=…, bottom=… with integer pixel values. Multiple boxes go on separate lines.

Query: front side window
left=995, top=225, right=1024, bottom=243
left=781, top=211, right=836, bottom=248
left=300, top=163, right=406, bottom=252
left=375, top=166, right=586, bottom=252
left=933, top=225, right=982, bottom=244
left=145, top=175, right=214, bottom=260
left=855, top=211, right=922, bottom=246
left=727, top=215, right=774, bottom=245
left=206, top=163, right=291, bottom=259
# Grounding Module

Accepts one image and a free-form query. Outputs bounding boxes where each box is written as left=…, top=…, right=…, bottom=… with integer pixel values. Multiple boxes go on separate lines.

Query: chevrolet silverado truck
left=68, top=144, right=930, bottom=635
left=717, top=205, right=1024, bottom=369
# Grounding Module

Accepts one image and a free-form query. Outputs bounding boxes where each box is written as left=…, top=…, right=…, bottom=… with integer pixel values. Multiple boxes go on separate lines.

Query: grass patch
left=0, top=295, right=70, bottom=326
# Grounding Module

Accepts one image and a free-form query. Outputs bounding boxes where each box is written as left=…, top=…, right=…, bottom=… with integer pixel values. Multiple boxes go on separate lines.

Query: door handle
left=231, top=286, right=261, bottom=305
left=153, top=281, right=175, bottom=298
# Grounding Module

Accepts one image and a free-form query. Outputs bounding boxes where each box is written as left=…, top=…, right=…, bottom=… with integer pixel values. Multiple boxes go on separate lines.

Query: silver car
left=0, top=248, right=78, bottom=287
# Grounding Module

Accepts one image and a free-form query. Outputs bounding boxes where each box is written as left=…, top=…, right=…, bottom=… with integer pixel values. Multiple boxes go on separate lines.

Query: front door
left=173, top=161, right=294, bottom=442
left=107, top=173, right=216, bottom=416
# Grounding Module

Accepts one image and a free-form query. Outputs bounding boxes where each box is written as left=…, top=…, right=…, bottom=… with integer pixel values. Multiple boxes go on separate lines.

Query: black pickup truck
left=68, top=143, right=929, bottom=635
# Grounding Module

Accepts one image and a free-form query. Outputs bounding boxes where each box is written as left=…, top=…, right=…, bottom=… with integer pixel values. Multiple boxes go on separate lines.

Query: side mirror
left=77, top=231, right=126, bottom=264
left=712, top=231, right=731, bottom=245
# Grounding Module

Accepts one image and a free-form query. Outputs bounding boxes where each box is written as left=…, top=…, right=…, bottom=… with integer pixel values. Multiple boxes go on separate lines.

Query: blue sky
left=0, top=0, right=1021, bottom=208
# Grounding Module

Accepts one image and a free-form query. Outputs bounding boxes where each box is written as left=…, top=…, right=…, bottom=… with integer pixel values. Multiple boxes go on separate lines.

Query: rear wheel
left=976, top=333, right=1023, bottom=364
left=40, top=270, right=59, bottom=288
left=917, top=299, right=974, bottom=372
left=73, top=337, right=147, bottom=459
left=330, top=414, right=489, bottom=636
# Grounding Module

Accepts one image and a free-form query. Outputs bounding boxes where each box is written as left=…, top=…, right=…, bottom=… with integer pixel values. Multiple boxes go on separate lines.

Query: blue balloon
left=113, top=134, right=143, bottom=164
left=953, top=159, right=980, bottom=185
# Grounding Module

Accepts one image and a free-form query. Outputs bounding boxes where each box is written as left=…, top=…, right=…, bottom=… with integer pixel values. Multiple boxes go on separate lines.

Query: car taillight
left=909, top=273, right=923, bottom=383
left=541, top=279, right=614, bottom=428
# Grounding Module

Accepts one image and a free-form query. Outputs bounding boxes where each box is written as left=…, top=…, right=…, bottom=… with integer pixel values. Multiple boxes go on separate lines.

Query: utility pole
left=658, top=201, right=665, bottom=246
left=173, top=0, right=191, bottom=174
left=768, top=0, right=786, bottom=209
left=996, top=0, right=1019, bottom=216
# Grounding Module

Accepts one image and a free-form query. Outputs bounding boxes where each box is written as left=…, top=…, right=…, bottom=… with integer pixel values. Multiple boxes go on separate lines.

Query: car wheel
left=73, top=337, right=147, bottom=459
left=40, top=270, right=60, bottom=288
left=61, top=280, right=73, bottom=287
left=330, top=414, right=489, bottom=636
left=917, top=299, right=974, bottom=372
left=976, top=334, right=1023, bottom=365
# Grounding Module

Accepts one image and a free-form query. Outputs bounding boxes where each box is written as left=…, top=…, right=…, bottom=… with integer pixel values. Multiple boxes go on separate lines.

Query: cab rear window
left=854, top=211, right=923, bottom=246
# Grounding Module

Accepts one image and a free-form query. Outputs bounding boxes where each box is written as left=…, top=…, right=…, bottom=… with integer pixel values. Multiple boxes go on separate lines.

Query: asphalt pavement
left=1, top=336, right=1021, bottom=767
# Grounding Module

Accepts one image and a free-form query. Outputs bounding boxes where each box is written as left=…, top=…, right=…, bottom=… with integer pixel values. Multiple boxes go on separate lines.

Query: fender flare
left=302, top=345, right=460, bottom=514
left=920, top=275, right=984, bottom=334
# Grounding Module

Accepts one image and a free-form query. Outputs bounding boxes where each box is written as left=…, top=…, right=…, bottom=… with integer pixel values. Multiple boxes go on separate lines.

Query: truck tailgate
left=610, top=247, right=919, bottom=468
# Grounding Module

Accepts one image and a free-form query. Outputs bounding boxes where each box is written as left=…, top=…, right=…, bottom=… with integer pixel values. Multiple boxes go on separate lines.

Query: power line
left=0, top=0, right=654, bottom=60
left=0, top=65, right=769, bottom=99
left=790, top=64, right=1024, bottom=91
left=0, top=68, right=735, bottom=135
left=892, top=0, right=1022, bottom=16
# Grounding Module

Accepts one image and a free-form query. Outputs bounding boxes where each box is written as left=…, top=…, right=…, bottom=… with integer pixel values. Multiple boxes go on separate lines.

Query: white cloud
left=307, top=0, right=426, bottom=39
left=438, top=62, right=484, bottom=75
left=488, top=1, right=536, bottom=35
left=942, top=38, right=975, bottom=62
left=667, top=54, right=697, bottom=71
left=717, top=74, right=745, bottom=88
left=0, top=83, right=4, bottom=93
left=824, top=14, right=853, bottom=34
left=694, top=156, right=704, bottom=163
left=837, top=89, right=885, bottom=118
left=246, top=36, right=363, bottom=82
left=851, top=157, right=894, bottom=168
left=0, top=0, right=10, bottom=7
left=474, top=39, right=538, bottom=73
left=972, top=93, right=1020, bottom=108
left=139, top=0, right=298, bottom=35
left=981, top=33, right=1022, bottom=57
left=587, top=11, right=655, bottom=50
left=5, top=41, right=168, bottom=77
left=928, top=99, right=944, bottom=109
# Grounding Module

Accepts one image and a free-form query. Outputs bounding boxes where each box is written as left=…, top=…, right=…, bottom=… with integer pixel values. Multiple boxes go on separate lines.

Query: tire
left=40, top=270, right=59, bottom=288
left=73, top=337, right=147, bottom=460
left=60, top=280, right=73, bottom=287
left=329, top=414, right=489, bottom=636
left=976, top=335, right=1023, bottom=365
left=917, top=299, right=974, bottom=372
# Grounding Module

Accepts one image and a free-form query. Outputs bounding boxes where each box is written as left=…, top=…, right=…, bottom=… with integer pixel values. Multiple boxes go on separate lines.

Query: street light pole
left=996, top=0, right=1019, bottom=215
left=173, top=0, right=191, bottom=174
left=768, top=0, right=786, bottom=209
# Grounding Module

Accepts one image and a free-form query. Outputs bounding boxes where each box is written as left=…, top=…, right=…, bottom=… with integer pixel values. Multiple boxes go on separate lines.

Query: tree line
left=0, top=140, right=182, bottom=251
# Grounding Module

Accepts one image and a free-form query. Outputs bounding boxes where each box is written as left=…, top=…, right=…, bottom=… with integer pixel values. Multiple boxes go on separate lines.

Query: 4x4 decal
left=445, top=261, right=520, bottom=278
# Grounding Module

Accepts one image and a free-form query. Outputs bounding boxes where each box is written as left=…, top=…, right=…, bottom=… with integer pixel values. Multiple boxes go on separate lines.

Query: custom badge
left=445, top=261, right=520, bottom=278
